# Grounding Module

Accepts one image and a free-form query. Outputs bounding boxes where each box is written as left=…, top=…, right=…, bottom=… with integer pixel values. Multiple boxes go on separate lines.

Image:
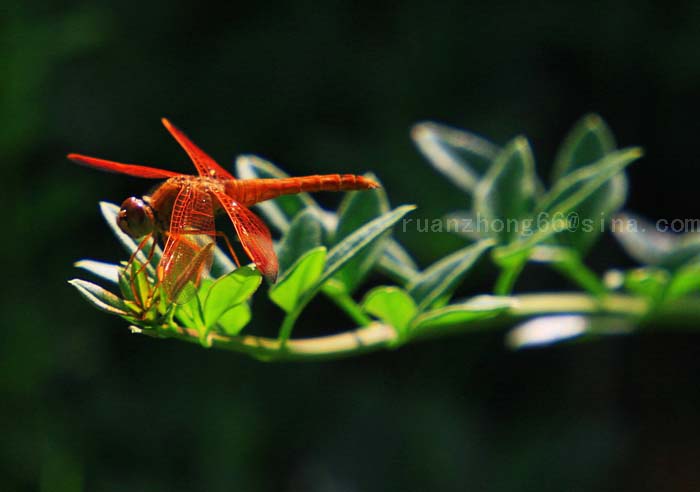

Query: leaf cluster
left=71, top=115, right=700, bottom=358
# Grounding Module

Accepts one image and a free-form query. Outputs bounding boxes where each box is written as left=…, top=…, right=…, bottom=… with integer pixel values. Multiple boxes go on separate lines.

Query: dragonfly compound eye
left=117, top=197, right=155, bottom=238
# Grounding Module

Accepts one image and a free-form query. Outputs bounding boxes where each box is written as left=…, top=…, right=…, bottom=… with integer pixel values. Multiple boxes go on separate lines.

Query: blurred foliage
left=4, top=0, right=700, bottom=490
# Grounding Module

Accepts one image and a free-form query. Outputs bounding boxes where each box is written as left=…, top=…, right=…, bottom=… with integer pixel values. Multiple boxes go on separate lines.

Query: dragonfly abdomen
left=229, top=174, right=379, bottom=206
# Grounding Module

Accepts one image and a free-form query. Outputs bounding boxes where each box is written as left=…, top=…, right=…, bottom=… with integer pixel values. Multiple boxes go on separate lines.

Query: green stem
left=140, top=292, right=700, bottom=362
left=277, top=306, right=303, bottom=347
left=323, top=281, right=372, bottom=326
left=494, top=261, right=525, bottom=295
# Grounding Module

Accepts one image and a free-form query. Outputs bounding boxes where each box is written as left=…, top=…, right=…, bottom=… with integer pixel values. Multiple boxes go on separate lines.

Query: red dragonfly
left=69, top=118, right=378, bottom=303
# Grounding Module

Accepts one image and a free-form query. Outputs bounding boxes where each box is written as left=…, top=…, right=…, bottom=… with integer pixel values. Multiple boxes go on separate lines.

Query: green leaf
left=407, top=239, right=494, bottom=311
left=203, top=266, right=262, bottom=327
left=69, top=279, right=130, bottom=316
left=216, top=302, right=252, bottom=335
left=175, top=281, right=207, bottom=329
left=270, top=247, right=327, bottom=312
left=235, top=155, right=334, bottom=233
left=412, top=121, right=499, bottom=192
left=610, top=212, right=700, bottom=268
left=443, top=210, right=483, bottom=241
left=663, top=236, right=700, bottom=269
left=319, top=205, right=416, bottom=289
left=277, top=209, right=323, bottom=276
left=496, top=148, right=642, bottom=263
left=537, top=148, right=641, bottom=218
left=129, top=260, right=154, bottom=308
left=666, top=259, right=700, bottom=299
left=117, top=268, right=134, bottom=301
left=552, top=114, right=617, bottom=182
left=376, top=238, right=420, bottom=285
left=551, top=114, right=627, bottom=253
left=74, top=260, right=120, bottom=284
left=412, top=295, right=513, bottom=331
left=474, top=137, right=537, bottom=243
left=331, top=175, right=389, bottom=292
left=609, top=212, right=673, bottom=264
left=361, top=286, right=417, bottom=336
left=623, top=267, right=669, bottom=301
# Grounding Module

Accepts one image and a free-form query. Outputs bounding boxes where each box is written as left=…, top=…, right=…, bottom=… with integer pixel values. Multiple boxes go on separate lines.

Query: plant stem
left=494, top=261, right=525, bottom=295
left=141, top=292, right=700, bottom=362
left=324, top=285, right=372, bottom=326
left=277, top=307, right=303, bottom=347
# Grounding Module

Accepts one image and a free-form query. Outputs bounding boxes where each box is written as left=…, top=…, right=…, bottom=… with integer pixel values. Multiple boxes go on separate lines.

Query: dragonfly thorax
left=117, top=196, right=156, bottom=238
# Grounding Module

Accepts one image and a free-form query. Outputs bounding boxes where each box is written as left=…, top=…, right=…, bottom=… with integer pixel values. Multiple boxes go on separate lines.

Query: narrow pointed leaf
left=277, top=209, right=323, bottom=276
left=332, top=175, right=389, bottom=292
left=69, top=279, right=130, bottom=316
left=443, top=210, right=483, bottom=241
left=551, top=114, right=626, bottom=253
left=377, top=238, right=420, bottom=285
left=412, top=296, right=513, bottom=331
left=408, top=239, right=494, bottom=311
left=74, top=260, right=120, bottom=284
left=496, top=148, right=642, bottom=262
left=474, top=137, right=537, bottom=244
left=609, top=212, right=700, bottom=268
left=615, top=212, right=672, bottom=264
left=412, top=121, right=499, bottom=192
left=537, top=148, right=641, bottom=217
left=319, top=205, right=416, bottom=288
left=118, top=268, right=134, bottom=301
left=270, top=247, right=327, bottom=312
left=362, top=286, right=417, bottom=336
left=662, top=232, right=700, bottom=269
left=552, top=114, right=617, bottom=181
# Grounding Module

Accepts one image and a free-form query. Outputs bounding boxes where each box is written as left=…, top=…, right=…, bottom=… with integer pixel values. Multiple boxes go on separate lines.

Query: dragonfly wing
left=68, top=154, right=179, bottom=179
left=161, top=118, right=235, bottom=180
left=214, top=191, right=278, bottom=282
left=160, top=185, right=217, bottom=303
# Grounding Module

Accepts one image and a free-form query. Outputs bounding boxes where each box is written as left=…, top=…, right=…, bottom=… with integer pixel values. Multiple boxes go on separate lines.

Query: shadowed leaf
left=551, top=114, right=627, bottom=253
left=332, top=174, right=389, bottom=292
left=412, top=121, right=499, bottom=192
left=474, top=137, right=537, bottom=244
left=408, top=239, right=494, bottom=311
left=277, top=209, right=323, bottom=276
left=69, top=279, right=130, bottom=316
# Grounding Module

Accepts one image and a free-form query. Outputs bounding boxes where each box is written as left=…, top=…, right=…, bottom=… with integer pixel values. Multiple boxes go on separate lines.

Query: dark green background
left=3, top=1, right=700, bottom=490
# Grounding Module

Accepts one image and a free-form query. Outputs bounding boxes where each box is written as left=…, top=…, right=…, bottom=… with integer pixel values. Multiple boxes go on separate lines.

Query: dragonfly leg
left=214, top=231, right=242, bottom=268
left=126, top=235, right=157, bottom=307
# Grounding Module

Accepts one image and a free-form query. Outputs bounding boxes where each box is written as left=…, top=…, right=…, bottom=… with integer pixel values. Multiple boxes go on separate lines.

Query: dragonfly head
left=117, top=196, right=156, bottom=238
